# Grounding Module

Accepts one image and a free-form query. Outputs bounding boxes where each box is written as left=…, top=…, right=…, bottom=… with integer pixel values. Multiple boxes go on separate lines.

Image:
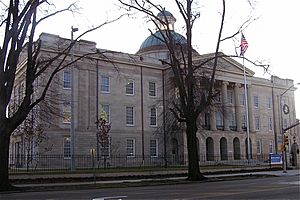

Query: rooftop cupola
left=156, top=10, right=176, bottom=30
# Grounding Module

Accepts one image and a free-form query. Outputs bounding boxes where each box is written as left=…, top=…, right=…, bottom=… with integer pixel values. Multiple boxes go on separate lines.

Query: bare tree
left=96, top=112, right=111, bottom=168
left=12, top=107, right=53, bottom=171
left=118, top=0, right=261, bottom=180
left=0, top=0, right=121, bottom=191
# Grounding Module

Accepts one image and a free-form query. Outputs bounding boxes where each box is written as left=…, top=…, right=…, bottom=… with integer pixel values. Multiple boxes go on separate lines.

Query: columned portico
left=247, top=85, right=254, bottom=132
left=234, top=83, right=242, bottom=131
left=222, top=81, right=229, bottom=131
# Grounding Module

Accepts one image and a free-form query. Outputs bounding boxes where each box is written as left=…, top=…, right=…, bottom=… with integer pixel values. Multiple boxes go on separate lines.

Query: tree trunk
left=0, top=129, right=14, bottom=191
left=186, top=119, right=206, bottom=181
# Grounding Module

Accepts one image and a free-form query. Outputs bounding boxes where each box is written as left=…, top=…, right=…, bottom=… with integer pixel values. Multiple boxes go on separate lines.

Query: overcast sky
left=35, top=0, right=300, bottom=118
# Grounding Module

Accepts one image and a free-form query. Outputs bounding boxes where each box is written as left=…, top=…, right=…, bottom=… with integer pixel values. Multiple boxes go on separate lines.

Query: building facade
left=9, top=11, right=299, bottom=169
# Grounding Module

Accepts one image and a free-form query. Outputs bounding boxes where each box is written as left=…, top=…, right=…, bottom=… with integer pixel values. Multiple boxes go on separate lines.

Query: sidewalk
left=12, top=169, right=300, bottom=189
left=207, top=169, right=300, bottom=178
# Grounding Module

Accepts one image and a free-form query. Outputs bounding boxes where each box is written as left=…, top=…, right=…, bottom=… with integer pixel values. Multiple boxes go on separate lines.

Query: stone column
left=234, top=83, right=242, bottom=131
left=222, top=81, right=229, bottom=131
left=247, top=85, right=254, bottom=132
left=210, top=107, right=217, bottom=131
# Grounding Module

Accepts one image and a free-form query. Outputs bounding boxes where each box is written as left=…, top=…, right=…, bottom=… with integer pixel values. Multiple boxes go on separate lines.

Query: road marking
left=277, top=181, right=300, bottom=185
left=92, top=195, right=127, bottom=200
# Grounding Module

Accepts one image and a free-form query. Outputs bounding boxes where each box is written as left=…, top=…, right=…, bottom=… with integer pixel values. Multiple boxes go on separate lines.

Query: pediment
left=219, top=56, right=254, bottom=76
left=193, top=53, right=255, bottom=77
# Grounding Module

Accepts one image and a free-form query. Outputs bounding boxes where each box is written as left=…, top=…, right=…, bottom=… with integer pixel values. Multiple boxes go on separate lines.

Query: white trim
left=63, top=70, right=71, bottom=89
left=150, top=139, right=158, bottom=157
left=149, top=81, right=157, bottom=97
left=126, top=138, right=135, bottom=157
left=100, top=75, right=110, bottom=93
left=126, top=106, right=135, bottom=126
left=125, top=79, right=135, bottom=95
left=150, top=107, right=157, bottom=127
left=101, top=104, right=111, bottom=123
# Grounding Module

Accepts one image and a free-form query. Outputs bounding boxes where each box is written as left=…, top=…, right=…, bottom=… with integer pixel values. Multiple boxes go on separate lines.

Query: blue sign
left=270, top=154, right=282, bottom=164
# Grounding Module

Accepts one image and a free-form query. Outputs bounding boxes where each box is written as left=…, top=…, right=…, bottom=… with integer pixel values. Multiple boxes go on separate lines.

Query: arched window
left=220, top=137, right=228, bottom=160
left=171, top=138, right=179, bottom=163
left=206, top=137, right=214, bottom=161
left=233, top=137, right=241, bottom=160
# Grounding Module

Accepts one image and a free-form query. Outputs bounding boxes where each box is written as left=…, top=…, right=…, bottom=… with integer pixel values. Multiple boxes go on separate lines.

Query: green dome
left=138, top=30, right=187, bottom=53
left=157, top=10, right=174, bottom=18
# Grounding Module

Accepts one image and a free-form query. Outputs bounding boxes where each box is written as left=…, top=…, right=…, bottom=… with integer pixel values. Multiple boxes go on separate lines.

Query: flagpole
left=242, top=56, right=251, bottom=162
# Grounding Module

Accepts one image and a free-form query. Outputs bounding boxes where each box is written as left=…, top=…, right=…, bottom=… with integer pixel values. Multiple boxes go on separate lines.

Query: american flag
left=240, top=33, right=249, bottom=56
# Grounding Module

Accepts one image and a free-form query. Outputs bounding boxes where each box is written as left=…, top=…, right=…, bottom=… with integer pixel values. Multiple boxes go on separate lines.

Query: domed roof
left=137, top=30, right=187, bottom=54
left=157, top=10, right=174, bottom=18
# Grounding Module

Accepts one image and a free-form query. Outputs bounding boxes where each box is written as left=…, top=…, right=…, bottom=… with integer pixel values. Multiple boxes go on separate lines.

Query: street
left=1, top=175, right=299, bottom=199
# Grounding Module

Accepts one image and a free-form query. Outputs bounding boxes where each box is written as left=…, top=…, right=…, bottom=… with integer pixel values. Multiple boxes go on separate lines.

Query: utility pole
left=279, top=83, right=299, bottom=173
left=70, top=26, right=78, bottom=171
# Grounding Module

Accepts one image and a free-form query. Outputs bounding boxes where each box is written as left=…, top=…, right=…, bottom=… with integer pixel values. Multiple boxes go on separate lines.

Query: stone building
left=9, top=11, right=299, bottom=168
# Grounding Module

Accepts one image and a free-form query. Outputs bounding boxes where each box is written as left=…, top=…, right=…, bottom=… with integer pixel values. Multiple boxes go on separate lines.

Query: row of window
left=216, top=90, right=273, bottom=110
left=226, top=90, right=272, bottom=109
left=63, top=103, right=158, bottom=126
left=210, top=112, right=274, bottom=131
left=63, top=102, right=284, bottom=131
left=63, top=71, right=157, bottom=97
left=206, top=137, right=274, bottom=161
left=256, top=139, right=274, bottom=155
left=63, top=70, right=276, bottom=111
left=63, top=137, right=159, bottom=158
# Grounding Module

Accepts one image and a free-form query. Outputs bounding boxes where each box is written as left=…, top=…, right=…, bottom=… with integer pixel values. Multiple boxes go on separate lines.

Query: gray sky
left=35, top=0, right=300, bottom=118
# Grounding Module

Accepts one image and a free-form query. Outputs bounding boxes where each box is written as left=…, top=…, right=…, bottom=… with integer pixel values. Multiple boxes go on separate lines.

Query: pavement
left=11, top=169, right=300, bottom=189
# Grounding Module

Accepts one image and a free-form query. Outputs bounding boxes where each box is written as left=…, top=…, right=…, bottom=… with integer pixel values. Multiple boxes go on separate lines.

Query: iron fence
left=8, top=154, right=275, bottom=173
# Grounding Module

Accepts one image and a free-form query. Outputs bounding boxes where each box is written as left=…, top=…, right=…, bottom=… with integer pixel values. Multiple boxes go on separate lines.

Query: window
left=63, top=70, right=71, bottom=89
left=101, top=104, right=110, bottom=123
left=216, top=112, right=223, bottom=126
left=242, top=114, right=247, bottom=128
left=227, top=90, right=234, bottom=104
left=204, top=113, right=211, bottom=128
left=14, top=142, right=21, bottom=156
left=229, top=112, right=236, bottom=127
left=100, top=75, right=110, bottom=93
left=255, top=116, right=260, bottom=130
left=150, top=139, right=158, bottom=157
left=256, top=140, right=262, bottom=155
left=268, top=117, right=273, bottom=131
left=126, top=106, right=134, bottom=126
left=240, top=93, right=245, bottom=106
left=100, top=137, right=111, bottom=157
left=267, top=96, right=272, bottom=109
left=63, top=101, right=71, bottom=123
left=150, top=107, right=157, bottom=126
left=126, top=79, right=134, bottom=95
left=254, top=95, right=259, bottom=108
left=126, top=139, right=135, bottom=157
left=149, top=82, right=156, bottom=97
left=63, top=137, right=71, bottom=158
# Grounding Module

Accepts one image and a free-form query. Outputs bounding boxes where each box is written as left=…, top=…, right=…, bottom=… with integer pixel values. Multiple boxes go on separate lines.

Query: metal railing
left=8, top=154, right=275, bottom=173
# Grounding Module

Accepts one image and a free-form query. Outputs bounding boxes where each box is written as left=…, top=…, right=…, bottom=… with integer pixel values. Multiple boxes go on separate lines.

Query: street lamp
left=70, top=26, right=78, bottom=171
left=279, top=83, right=299, bottom=173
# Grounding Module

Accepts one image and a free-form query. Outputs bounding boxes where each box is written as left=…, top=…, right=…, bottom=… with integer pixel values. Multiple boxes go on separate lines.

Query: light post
left=279, top=83, right=299, bottom=173
left=70, top=26, right=78, bottom=171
